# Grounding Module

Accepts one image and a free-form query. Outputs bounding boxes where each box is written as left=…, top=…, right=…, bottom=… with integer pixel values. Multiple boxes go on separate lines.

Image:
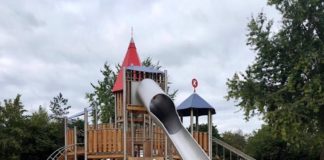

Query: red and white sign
left=192, top=78, right=198, bottom=91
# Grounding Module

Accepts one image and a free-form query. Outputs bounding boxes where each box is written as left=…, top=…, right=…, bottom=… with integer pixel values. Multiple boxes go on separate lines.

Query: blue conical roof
left=177, top=92, right=216, bottom=116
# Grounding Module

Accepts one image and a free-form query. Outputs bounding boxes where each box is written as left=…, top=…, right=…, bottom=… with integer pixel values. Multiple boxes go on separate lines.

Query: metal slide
left=137, top=79, right=210, bottom=160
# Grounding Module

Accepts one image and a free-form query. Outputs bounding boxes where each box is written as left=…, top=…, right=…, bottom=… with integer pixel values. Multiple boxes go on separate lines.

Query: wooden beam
left=84, top=108, right=88, bottom=160
left=127, top=105, right=147, bottom=112
left=64, top=117, right=67, bottom=160
left=74, top=126, right=77, bottom=160
left=87, top=154, right=124, bottom=159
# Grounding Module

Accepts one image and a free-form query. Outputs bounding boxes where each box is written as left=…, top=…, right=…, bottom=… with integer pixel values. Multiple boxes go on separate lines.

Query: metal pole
left=84, top=108, right=88, bottom=160
left=208, top=110, right=212, bottom=159
left=123, top=67, right=127, bottom=160
left=64, top=117, right=67, bottom=160
left=190, top=109, right=193, bottom=134
left=74, top=126, right=77, bottom=160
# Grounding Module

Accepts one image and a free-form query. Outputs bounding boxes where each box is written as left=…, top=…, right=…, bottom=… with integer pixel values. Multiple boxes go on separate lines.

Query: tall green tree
left=49, top=92, right=71, bottom=121
left=142, top=57, right=162, bottom=69
left=221, top=130, right=246, bottom=151
left=0, top=95, right=26, bottom=159
left=245, top=125, right=315, bottom=159
left=226, top=0, right=324, bottom=156
left=86, top=62, right=117, bottom=123
left=22, top=106, right=62, bottom=160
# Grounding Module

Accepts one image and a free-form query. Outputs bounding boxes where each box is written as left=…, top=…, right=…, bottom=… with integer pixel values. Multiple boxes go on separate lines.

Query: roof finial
left=131, top=27, right=134, bottom=38
left=130, top=27, right=134, bottom=43
left=192, top=78, right=198, bottom=92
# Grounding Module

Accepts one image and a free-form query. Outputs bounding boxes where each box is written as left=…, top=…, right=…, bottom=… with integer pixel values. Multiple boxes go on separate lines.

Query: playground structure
left=47, top=37, right=255, bottom=160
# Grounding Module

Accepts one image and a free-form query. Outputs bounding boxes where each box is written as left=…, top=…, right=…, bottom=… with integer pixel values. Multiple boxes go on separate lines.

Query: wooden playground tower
left=62, top=37, right=211, bottom=160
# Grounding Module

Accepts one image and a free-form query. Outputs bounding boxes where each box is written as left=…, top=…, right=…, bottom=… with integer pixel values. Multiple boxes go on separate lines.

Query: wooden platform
left=128, top=157, right=164, bottom=160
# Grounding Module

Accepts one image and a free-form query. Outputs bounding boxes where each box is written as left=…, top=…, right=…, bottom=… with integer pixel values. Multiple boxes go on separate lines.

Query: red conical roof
left=112, top=37, right=141, bottom=92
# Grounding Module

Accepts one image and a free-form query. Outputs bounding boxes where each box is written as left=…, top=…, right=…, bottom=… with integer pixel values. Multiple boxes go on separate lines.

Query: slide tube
left=137, top=79, right=210, bottom=160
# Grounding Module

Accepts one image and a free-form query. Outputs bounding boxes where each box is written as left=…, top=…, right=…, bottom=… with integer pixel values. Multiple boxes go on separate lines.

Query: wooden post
left=114, top=94, right=117, bottom=127
left=216, top=142, right=218, bottom=158
left=164, top=70, right=168, bottom=159
left=164, top=136, right=168, bottom=159
left=143, top=114, right=146, bottom=157
left=150, top=116, right=153, bottom=158
left=84, top=108, right=88, bottom=160
left=123, top=67, right=127, bottom=160
left=94, top=105, right=98, bottom=130
left=196, top=115, right=199, bottom=132
left=74, top=126, right=77, bottom=160
left=208, top=110, right=212, bottom=159
left=223, top=146, right=225, bottom=160
left=190, top=109, right=193, bottom=134
left=131, top=112, right=134, bottom=156
left=64, top=117, right=67, bottom=160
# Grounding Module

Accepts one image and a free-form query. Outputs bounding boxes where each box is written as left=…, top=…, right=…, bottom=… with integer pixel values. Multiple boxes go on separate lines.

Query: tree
left=221, top=130, right=246, bottom=151
left=49, top=92, right=71, bottom=121
left=22, top=106, right=62, bottom=160
left=245, top=125, right=287, bottom=159
left=0, top=95, right=68, bottom=159
left=0, top=94, right=26, bottom=159
left=86, top=62, right=117, bottom=123
left=142, top=57, right=162, bottom=70
left=245, top=125, right=316, bottom=160
left=142, top=57, right=178, bottom=100
left=226, top=0, right=324, bottom=156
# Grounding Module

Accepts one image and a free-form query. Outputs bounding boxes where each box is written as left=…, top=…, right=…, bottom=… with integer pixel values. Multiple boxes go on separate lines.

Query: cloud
left=0, top=0, right=279, bottom=133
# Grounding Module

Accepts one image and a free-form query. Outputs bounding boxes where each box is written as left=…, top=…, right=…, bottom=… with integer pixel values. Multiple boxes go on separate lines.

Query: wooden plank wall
left=153, top=127, right=165, bottom=156
left=66, top=129, right=75, bottom=152
left=67, top=128, right=206, bottom=156
left=115, top=92, right=123, bottom=122
left=193, top=131, right=208, bottom=154
left=87, top=127, right=123, bottom=154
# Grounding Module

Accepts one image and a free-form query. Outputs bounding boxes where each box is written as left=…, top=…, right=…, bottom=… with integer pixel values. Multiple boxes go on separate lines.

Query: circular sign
left=192, top=78, right=198, bottom=90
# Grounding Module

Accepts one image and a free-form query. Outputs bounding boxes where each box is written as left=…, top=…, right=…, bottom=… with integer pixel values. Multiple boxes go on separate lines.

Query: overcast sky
left=0, top=0, right=281, bottom=134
